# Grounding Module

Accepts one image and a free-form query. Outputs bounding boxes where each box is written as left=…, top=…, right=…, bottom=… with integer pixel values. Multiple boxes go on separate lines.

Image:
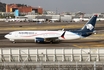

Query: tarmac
left=0, top=21, right=104, bottom=48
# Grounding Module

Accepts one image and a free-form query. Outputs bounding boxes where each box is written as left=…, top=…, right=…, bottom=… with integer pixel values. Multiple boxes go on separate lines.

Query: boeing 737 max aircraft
left=5, top=15, right=97, bottom=43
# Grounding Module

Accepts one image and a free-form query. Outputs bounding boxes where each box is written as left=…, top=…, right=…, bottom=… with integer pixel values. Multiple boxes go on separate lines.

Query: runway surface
left=0, top=21, right=104, bottom=48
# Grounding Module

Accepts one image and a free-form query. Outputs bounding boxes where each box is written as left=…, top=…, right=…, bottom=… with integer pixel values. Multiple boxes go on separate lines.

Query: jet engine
left=35, top=37, right=44, bottom=43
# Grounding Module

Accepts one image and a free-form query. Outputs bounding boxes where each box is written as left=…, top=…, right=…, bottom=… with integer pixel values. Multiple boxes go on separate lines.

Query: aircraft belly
left=13, top=38, right=34, bottom=42
left=67, top=32, right=80, bottom=39
left=13, top=36, right=34, bottom=41
left=66, top=35, right=80, bottom=40
left=60, top=33, right=81, bottom=40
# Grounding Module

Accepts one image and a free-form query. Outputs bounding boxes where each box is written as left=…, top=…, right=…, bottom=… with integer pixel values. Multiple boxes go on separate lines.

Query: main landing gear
left=12, top=41, right=16, bottom=43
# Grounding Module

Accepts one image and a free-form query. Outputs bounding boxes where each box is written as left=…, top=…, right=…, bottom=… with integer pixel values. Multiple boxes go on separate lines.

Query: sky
left=1, top=0, right=104, bottom=13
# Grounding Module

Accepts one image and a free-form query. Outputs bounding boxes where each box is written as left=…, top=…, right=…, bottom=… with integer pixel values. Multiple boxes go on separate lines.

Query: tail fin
left=81, top=15, right=97, bottom=32
left=79, top=15, right=97, bottom=37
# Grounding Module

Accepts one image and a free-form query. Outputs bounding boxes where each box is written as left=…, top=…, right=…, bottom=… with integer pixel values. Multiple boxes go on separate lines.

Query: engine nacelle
left=35, top=37, right=44, bottom=43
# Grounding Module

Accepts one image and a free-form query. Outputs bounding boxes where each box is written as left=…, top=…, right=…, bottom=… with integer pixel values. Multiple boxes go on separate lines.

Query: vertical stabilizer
left=81, top=15, right=97, bottom=32
left=79, top=15, right=97, bottom=37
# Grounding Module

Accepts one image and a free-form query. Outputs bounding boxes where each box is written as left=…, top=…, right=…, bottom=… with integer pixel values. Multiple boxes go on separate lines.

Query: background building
left=6, top=4, right=43, bottom=14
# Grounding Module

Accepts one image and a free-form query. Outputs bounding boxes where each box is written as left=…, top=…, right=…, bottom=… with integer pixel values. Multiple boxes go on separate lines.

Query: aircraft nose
left=4, top=34, right=9, bottom=39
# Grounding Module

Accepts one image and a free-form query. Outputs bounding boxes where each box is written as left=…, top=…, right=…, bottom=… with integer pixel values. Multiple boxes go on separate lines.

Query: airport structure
left=0, top=48, right=104, bottom=70
left=6, top=4, right=43, bottom=14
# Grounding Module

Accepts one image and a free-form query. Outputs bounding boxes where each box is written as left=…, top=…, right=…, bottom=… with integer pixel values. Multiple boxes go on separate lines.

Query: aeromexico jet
left=5, top=15, right=97, bottom=43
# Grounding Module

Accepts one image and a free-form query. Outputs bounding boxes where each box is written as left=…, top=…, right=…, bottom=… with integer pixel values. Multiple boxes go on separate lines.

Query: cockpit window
left=9, top=33, right=12, bottom=35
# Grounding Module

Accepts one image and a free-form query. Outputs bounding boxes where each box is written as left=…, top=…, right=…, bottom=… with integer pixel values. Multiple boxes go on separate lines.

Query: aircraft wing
left=35, top=31, right=66, bottom=42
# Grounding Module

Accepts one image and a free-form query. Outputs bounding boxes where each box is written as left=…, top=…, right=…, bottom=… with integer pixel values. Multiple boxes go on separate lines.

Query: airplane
left=4, top=15, right=97, bottom=43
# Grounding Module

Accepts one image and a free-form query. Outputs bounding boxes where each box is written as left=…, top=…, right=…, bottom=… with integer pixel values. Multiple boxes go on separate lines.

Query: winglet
left=61, top=31, right=66, bottom=39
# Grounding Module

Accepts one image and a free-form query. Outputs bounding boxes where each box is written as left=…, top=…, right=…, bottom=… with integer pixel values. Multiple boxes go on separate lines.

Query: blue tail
left=81, top=15, right=97, bottom=32
left=80, top=15, right=97, bottom=37
left=71, top=15, right=97, bottom=37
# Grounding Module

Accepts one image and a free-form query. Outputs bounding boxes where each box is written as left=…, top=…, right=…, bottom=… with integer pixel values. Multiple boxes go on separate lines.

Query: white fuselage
left=5, top=31, right=81, bottom=42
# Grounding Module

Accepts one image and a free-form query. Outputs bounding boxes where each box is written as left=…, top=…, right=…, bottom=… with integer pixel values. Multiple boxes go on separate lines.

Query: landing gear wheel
left=50, top=40, right=54, bottom=44
left=12, top=41, right=16, bottom=43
